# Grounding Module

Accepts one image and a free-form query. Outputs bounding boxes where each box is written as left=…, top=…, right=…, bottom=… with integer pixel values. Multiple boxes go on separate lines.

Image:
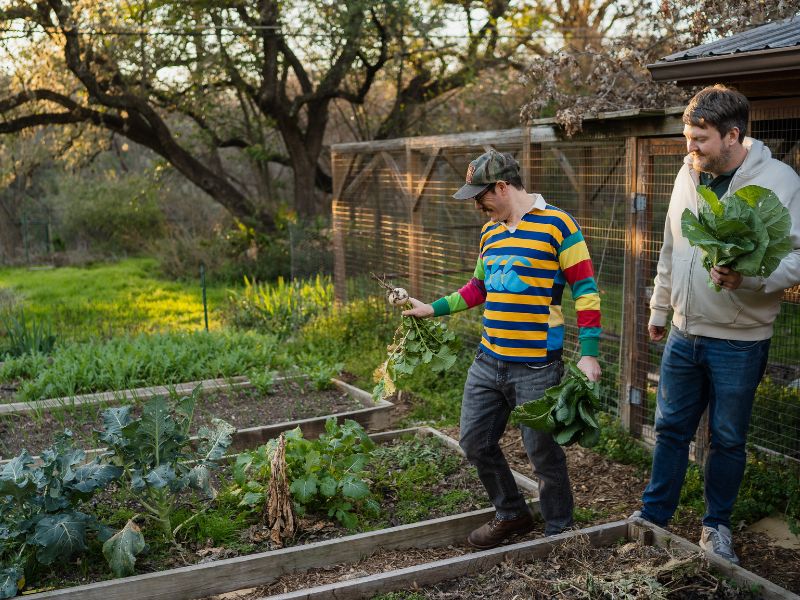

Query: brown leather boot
left=467, top=512, right=535, bottom=550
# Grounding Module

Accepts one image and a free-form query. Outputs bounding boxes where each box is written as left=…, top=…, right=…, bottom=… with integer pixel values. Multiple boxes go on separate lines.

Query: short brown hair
left=683, top=84, right=749, bottom=142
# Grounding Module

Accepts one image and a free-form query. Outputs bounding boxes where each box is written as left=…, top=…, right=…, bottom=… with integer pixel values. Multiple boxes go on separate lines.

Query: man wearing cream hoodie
left=633, top=85, right=800, bottom=564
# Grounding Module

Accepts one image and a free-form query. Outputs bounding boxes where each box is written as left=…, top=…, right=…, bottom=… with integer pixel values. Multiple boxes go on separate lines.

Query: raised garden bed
left=16, top=427, right=538, bottom=600
left=260, top=518, right=798, bottom=600
left=0, top=378, right=393, bottom=459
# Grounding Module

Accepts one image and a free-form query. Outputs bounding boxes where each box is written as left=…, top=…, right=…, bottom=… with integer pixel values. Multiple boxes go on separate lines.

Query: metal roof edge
left=648, top=45, right=800, bottom=81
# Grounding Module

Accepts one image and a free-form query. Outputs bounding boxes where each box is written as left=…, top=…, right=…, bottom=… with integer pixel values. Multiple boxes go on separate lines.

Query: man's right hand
left=402, top=297, right=434, bottom=318
left=648, top=325, right=666, bottom=342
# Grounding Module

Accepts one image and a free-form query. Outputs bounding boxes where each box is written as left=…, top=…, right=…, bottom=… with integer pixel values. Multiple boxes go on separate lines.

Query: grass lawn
left=0, top=258, right=230, bottom=340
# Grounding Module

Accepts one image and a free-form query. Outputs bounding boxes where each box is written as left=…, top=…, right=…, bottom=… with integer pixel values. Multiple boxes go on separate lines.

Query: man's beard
left=692, top=145, right=733, bottom=176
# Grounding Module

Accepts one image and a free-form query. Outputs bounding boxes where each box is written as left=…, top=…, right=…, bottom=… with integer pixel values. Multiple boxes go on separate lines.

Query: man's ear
left=726, top=127, right=741, bottom=145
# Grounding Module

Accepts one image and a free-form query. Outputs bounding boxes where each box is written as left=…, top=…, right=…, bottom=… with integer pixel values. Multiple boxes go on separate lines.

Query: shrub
left=227, top=275, right=335, bottom=338
left=54, top=174, right=165, bottom=255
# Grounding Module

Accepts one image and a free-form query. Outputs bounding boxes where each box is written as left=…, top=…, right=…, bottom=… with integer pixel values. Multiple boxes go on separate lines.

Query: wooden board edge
left=27, top=505, right=540, bottom=600
left=631, top=519, right=800, bottom=600
left=263, top=520, right=631, bottom=600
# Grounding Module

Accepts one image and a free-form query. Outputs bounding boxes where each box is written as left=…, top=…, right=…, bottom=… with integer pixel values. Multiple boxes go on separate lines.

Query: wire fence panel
left=332, top=104, right=800, bottom=463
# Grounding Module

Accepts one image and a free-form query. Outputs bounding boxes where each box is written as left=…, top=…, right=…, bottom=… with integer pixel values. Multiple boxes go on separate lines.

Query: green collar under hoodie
left=649, top=137, right=800, bottom=340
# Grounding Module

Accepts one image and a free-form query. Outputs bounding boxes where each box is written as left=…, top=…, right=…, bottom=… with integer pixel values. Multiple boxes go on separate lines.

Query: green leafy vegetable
left=102, top=519, right=146, bottom=578
left=372, top=311, right=459, bottom=401
left=510, top=363, right=601, bottom=448
left=231, top=418, right=375, bottom=530
left=681, top=184, right=792, bottom=290
left=99, top=387, right=234, bottom=541
left=0, top=431, right=123, bottom=598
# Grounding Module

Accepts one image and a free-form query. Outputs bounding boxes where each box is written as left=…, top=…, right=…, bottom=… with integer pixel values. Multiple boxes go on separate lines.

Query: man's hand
left=401, top=297, right=434, bottom=318
left=648, top=325, right=666, bottom=342
left=577, top=356, right=601, bottom=382
left=711, top=265, right=743, bottom=290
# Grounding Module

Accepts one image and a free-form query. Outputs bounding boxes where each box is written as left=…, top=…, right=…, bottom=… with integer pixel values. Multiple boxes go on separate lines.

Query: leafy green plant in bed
left=510, top=362, right=601, bottom=448
left=0, top=330, right=283, bottom=402
left=0, top=431, right=125, bottom=598
left=232, top=418, right=377, bottom=529
left=98, top=387, right=235, bottom=544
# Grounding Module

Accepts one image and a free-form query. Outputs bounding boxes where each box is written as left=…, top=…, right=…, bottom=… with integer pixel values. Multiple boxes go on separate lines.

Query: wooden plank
left=331, top=198, right=347, bottom=305
left=332, top=152, right=356, bottom=200
left=379, top=151, right=412, bottom=209
left=27, top=500, right=536, bottom=600
left=0, top=376, right=251, bottom=416
left=521, top=128, right=531, bottom=191
left=632, top=519, right=800, bottom=600
left=265, top=521, right=631, bottom=600
left=1, top=379, right=392, bottom=465
left=341, top=153, right=382, bottom=201
left=229, top=399, right=394, bottom=452
left=549, top=148, right=580, bottom=195
left=412, top=147, right=441, bottom=210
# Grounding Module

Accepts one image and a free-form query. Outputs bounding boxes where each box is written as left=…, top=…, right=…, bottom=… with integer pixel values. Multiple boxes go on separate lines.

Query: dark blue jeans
left=460, top=350, right=573, bottom=535
left=641, top=328, right=770, bottom=529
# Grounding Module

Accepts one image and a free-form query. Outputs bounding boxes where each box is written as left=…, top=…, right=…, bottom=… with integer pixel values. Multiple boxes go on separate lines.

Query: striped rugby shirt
left=430, top=193, right=601, bottom=362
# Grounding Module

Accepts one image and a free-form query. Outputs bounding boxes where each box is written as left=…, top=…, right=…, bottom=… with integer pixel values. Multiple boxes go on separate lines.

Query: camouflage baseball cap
left=453, top=149, right=521, bottom=200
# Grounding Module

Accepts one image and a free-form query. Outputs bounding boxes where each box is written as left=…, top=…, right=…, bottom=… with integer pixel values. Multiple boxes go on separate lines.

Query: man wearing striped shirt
left=404, top=149, right=602, bottom=549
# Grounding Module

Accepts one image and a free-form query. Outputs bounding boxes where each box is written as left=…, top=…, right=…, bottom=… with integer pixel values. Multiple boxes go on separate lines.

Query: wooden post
left=405, top=145, right=423, bottom=297
left=620, top=137, right=646, bottom=437
left=331, top=151, right=350, bottom=305
left=521, top=127, right=532, bottom=191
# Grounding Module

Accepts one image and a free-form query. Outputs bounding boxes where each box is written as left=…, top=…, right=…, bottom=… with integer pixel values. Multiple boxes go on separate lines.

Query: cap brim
left=452, top=183, right=490, bottom=200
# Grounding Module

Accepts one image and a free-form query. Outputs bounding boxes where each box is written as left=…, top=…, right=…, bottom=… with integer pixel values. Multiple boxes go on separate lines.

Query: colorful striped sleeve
left=558, top=227, right=601, bottom=357
left=431, top=256, right=487, bottom=316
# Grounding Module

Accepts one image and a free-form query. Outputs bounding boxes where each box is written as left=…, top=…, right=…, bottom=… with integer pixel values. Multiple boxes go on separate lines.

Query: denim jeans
left=641, top=328, right=770, bottom=529
left=460, top=350, right=574, bottom=535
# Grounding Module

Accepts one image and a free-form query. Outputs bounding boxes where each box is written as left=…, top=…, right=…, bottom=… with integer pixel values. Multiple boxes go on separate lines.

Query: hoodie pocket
left=686, top=259, right=742, bottom=325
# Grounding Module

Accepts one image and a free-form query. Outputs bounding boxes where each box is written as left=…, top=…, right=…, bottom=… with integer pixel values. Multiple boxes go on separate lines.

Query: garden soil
left=0, top=379, right=364, bottom=457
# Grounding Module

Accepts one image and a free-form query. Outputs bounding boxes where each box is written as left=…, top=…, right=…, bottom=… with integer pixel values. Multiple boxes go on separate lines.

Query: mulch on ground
left=0, top=378, right=365, bottom=457
left=197, top=424, right=798, bottom=599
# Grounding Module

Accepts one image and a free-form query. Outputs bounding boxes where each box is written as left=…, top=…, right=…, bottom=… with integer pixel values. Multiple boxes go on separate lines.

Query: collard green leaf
left=577, top=402, right=599, bottom=430
left=102, top=519, right=146, bottom=578
left=99, top=406, right=133, bottom=445
left=0, top=566, right=23, bottom=599
left=578, top=427, right=600, bottom=448
left=30, top=511, right=90, bottom=565
left=144, top=463, right=177, bottom=489
left=554, top=422, right=582, bottom=446
left=319, top=476, right=338, bottom=498
left=510, top=398, right=555, bottom=432
left=290, top=476, right=318, bottom=503
left=0, top=451, right=37, bottom=502
left=340, top=474, right=370, bottom=499
left=196, top=418, right=235, bottom=462
left=187, top=464, right=215, bottom=498
left=682, top=185, right=792, bottom=281
left=72, top=462, right=123, bottom=494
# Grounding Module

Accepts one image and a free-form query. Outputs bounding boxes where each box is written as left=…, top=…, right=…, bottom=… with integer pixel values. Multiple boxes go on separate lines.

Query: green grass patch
left=0, top=258, right=229, bottom=341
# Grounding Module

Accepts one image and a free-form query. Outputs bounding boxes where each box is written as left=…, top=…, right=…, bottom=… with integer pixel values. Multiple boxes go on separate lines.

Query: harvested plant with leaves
left=510, top=362, right=601, bottom=448
left=681, top=184, right=792, bottom=291
left=371, top=275, right=459, bottom=400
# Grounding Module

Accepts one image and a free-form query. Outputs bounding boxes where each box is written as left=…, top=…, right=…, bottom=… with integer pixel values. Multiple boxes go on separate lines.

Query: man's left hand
left=711, top=265, right=743, bottom=290
left=577, top=356, right=601, bottom=382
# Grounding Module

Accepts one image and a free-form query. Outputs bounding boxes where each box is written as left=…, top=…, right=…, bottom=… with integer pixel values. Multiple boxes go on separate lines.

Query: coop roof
left=648, top=16, right=800, bottom=83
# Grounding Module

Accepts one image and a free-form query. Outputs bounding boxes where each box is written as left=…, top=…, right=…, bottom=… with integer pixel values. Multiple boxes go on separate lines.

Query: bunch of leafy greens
left=0, top=431, right=123, bottom=598
left=232, top=418, right=378, bottom=529
left=373, top=312, right=459, bottom=401
left=510, top=363, right=601, bottom=448
left=681, top=185, right=792, bottom=290
left=99, top=387, right=235, bottom=554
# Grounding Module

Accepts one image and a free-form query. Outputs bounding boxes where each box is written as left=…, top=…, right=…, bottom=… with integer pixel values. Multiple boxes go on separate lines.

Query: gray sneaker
left=699, top=525, right=740, bottom=565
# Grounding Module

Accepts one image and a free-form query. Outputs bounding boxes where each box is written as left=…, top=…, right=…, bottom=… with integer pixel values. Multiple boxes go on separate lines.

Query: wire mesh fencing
left=332, top=102, right=800, bottom=463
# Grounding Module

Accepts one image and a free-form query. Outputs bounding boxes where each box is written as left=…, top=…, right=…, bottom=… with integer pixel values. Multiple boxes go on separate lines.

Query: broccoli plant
left=0, top=431, right=124, bottom=598
left=98, top=387, right=235, bottom=543
left=233, top=418, right=377, bottom=530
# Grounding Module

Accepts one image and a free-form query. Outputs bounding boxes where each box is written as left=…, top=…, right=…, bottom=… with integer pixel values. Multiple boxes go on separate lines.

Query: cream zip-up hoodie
left=649, top=138, right=800, bottom=340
